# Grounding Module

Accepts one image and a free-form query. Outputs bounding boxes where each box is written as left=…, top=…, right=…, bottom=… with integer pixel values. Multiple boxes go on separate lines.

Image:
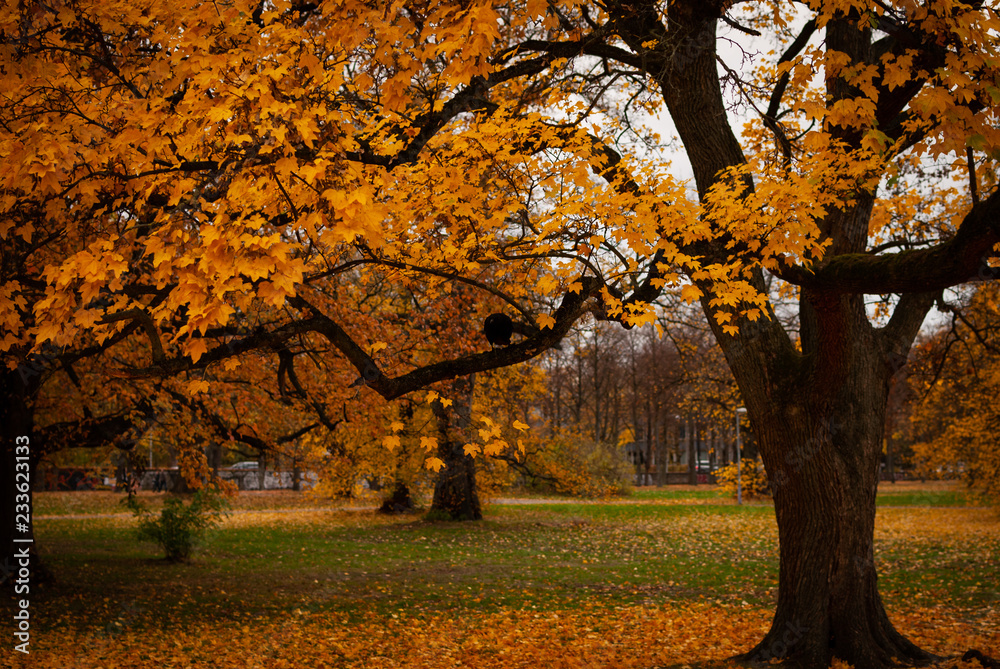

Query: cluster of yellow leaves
left=0, top=0, right=586, bottom=363
left=733, top=0, right=1000, bottom=287
left=714, top=459, right=773, bottom=501
left=4, top=0, right=1000, bottom=502
left=0, top=0, right=943, bottom=366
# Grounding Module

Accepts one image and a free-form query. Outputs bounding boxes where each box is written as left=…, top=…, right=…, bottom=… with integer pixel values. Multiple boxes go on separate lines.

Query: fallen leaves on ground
left=6, top=603, right=998, bottom=669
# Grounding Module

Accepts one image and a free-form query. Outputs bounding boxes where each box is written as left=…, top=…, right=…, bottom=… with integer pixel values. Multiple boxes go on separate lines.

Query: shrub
left=515, top=431, right=634, bottom=498
left=127, top=487, right=229, bottom=561
left=715, top=458, right=771, bottom=501
left=423, top=508, right=457, bottom=522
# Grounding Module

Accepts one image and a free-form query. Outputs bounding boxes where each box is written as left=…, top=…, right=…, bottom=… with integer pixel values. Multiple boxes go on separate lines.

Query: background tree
left=535, top=310, right=736, bottom=487
left=907, top=282, right=1000, bottom=503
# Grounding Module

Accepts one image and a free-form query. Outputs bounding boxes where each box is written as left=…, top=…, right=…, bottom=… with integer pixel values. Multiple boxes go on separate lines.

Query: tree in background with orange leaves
left=907, top=281, right=1000, bottom=504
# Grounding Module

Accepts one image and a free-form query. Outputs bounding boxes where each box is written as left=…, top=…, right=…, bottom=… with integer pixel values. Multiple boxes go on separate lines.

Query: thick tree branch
left=99, top=309, right=165, bottom=363
left=777, top=189, right=1000, bottom=294
left=516, top=37, right=648, bottom=72
left=35, top=400, right=155, bottom=456
left=881, top=291, right=940, bottom=368
left=119, top=316, right=329, bottom=378
left=293, top=278, right=602, bottom=400
left=163, top=386, right=322, bottom=454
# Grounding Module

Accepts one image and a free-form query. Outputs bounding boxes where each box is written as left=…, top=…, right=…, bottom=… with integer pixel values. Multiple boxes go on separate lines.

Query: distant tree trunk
left=885, top=436, right=895, bottom=484
left=378, top=481, right=414, bottom=514
left=430, top=376, right=481, bottom=521
left=256, top=452, right=266, bottom=491
left=657, top=424, right=668, bottom=486
left=170, top=469, right=192, bottom=493
left=292, top=461, right=301, bottom=492
left=207, top=442, right=221, bottom=477
left=591, top=329, right=605, bottom=441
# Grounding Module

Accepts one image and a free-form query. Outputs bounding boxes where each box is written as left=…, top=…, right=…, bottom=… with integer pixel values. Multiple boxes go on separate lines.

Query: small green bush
left=127, top=488, right=229, bottom=561
left=423, top=508, right=456, bottom=522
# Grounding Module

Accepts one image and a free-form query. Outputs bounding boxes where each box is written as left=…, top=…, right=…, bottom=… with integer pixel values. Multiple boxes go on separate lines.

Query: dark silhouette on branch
left=483, top=313, right=514, bottom=348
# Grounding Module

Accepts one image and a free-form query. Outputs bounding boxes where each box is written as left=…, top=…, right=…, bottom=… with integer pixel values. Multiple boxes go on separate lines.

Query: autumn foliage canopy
left=1, top=0, right=998, bottom=398
left=0, top=0, right=968, bottom=368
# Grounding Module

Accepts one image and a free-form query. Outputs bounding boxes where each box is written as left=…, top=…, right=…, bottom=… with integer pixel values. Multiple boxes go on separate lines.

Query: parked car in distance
left=229, top=461, right=259, bottom=470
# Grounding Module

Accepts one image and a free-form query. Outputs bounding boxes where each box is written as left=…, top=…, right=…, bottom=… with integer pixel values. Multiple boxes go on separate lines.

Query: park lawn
left=6, top=486, right=998, bottom=668
left=30, top=478, right=979, bottom=517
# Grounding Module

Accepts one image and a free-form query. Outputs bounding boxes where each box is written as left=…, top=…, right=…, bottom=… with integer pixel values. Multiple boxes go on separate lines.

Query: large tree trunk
left=617, top=3, right=942, bottom=661
left=716, top=289, right=938, bottom=668
left=1, top=364, right=46, bottom=592
left=737, top=390, right=933, bottom=667
left=429, top=376, right=481, bottom=521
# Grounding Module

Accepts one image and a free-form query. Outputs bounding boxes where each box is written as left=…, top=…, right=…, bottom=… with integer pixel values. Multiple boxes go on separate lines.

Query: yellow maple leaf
left=483, top=439, right=508, bottom=456
left=188, top=379, right=210, bottom=394
left=187, top=338, right=209, bottom=363
left=536, top=275, right=558, bottom=294
left=680, top=284, right=703, bottom=303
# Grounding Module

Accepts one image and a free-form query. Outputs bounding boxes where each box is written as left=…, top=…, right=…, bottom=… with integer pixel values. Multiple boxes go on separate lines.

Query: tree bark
left=735, top=398, right=934, bottom=667
left=715, top=289, right=938, bottom=668
left=687, top=421, right=697, bottom=485
left=429, top=376, right=482, bottom=521
left=1, top=365, right=46, bottom=592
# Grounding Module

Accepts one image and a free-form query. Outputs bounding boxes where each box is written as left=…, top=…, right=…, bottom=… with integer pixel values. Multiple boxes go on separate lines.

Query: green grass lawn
left=874, top=480, right=982, bottom=507
left=630, top=486, right=729, bottom=502
left=630, top=479, right=981, bottom=507
left=31, top=488, right=356, bottom=516
left=8, top=484, right=997, bottom=669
